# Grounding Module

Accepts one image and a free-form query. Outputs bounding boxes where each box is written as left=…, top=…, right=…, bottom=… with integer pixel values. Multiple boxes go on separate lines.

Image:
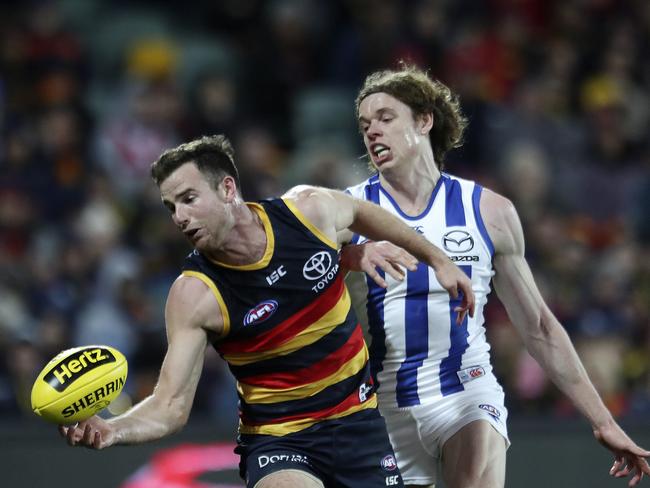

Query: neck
left=205, top=202, right=267, bottom=265
left=378, top=151, right=441, bottom=213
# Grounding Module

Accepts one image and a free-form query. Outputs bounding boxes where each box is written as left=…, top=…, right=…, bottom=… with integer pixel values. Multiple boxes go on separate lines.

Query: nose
left=172, top=207, right=189, bottom=229
left=366, top=119, right=382, bottom=139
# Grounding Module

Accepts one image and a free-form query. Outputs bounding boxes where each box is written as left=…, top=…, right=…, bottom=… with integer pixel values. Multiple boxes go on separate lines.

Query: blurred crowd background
left=1, top=0, right=649, bottom=428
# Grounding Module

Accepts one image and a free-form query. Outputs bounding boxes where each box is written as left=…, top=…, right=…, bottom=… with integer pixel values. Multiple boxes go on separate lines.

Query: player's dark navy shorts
left=235, top=408, right=404, bottom=487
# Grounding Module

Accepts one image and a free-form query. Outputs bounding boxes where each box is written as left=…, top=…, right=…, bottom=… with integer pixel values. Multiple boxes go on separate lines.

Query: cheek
left=392, top=127, right=422, bottom=156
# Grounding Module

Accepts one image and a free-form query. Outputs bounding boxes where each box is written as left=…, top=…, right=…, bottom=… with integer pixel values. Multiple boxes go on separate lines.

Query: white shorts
left=379, top=384, right=510, bottom=486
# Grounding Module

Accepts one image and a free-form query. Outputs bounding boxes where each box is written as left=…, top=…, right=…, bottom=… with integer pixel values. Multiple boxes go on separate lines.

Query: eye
left=183, top=194, right=196, bottom=204
left=381, top=115, right=394, bottom=123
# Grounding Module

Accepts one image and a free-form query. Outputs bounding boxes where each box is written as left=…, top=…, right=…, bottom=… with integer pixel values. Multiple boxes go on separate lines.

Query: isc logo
left=385, top=475, right=400, bottom=486
left=44, top=348, right=116, bottom=392
left=266, top=265, right=286, bottom=285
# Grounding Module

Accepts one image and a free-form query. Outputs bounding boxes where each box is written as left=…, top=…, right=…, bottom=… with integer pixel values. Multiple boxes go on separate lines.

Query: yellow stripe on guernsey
left=282, top=198, right=337, bottom=250
left=181, top=271, right=231, bottom=338
left=239, top=396, right=377, bottom=436
left=238, top=344, right=369, bottom=403
left=223, top=288, right=351, bottom=365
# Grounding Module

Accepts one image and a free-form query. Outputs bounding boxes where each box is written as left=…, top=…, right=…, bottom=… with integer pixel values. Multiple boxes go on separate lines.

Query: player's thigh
left=255, top=468, right=324, bottom=488
left=441, top=419, right=506, bottom=488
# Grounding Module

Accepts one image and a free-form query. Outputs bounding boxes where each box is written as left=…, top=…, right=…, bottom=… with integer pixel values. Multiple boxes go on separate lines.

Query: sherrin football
left=31, top=345, right=128, bottom=424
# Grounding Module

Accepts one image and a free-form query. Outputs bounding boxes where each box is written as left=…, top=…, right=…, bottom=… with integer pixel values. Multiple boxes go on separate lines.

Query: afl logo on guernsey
left=244, top=300, right=278, bottom=326
left=303, top=251, right=333, bottom=280
left=381, top=454, right=398, bottom=471
left=442, top=230, right=474, bottom=253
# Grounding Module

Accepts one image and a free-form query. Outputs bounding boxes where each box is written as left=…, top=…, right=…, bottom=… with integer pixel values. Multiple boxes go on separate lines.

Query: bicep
left=483, top=190, right=547, bottom=333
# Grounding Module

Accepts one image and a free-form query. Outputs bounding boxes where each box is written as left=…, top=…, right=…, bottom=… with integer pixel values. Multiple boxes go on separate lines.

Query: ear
left=417, top=113, right=434, bottom=135
left=221, top=176, right=239, bottom=202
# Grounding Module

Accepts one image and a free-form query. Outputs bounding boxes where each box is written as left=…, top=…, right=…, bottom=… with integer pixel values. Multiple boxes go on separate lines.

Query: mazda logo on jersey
left=303, top=251, right=333, bottom=280
left=442, top=230, right=474, bottom=253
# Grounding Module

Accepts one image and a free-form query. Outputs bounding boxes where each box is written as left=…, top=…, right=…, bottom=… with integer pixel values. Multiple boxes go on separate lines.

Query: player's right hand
left=59, top=415, right=116, bottom=450
left=340, top=241, right=418, bottom=288
left=434, top=259, right=475, bottom=325
left=594, top=421, right=650, bottom=486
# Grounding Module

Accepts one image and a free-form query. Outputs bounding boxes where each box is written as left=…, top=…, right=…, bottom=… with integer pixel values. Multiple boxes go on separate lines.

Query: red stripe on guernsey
left=242, top=324, right=365, bottom=388
left=241, top=380, right=375, bottom=427
left=219, top=275, right=345, bottom=355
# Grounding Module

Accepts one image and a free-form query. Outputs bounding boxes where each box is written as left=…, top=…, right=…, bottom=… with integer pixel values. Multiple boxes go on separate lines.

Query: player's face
left=160, top=162, right=233, bottom=252
left=358, top=93, right=429, bottom=172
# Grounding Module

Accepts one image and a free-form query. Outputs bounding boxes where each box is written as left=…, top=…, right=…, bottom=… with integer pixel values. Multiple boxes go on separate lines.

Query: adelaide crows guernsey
left=346, top=173, right=503, bottom=409
left=182, top=198, right=376, bottom=436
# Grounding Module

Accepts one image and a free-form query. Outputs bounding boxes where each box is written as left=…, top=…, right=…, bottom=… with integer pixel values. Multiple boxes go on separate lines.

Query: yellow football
left=31, top=345, right=128, bottom=425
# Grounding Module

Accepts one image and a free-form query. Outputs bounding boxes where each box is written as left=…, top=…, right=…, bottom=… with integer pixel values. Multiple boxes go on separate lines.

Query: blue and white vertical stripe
left=345, top=173, right=497, bottom=408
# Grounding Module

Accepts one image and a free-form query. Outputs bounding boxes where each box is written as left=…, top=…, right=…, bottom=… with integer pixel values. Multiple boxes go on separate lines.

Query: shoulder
left=166, top=273, right=225, bottom=336
left=282, top=185, right=336, bottom=222
left=478, top=188, right=523, bottom=256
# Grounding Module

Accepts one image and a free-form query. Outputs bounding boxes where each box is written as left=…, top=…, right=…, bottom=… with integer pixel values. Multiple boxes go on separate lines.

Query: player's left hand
left=434, top=260, right=475, bottom=324
left=594, top=420, right=650, bottom=486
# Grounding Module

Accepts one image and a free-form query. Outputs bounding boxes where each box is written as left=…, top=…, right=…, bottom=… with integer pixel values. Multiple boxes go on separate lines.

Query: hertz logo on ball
left=31, top=345, right=128, bottom=424
left=44, top=348, right=117, bottom=392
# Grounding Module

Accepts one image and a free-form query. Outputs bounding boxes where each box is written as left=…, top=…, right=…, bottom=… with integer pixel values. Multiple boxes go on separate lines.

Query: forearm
left=350, top=199, right=449, bottom=269
left=523, top=311, right=613, bottom=429
left=107, top=393, right=188, bottom=445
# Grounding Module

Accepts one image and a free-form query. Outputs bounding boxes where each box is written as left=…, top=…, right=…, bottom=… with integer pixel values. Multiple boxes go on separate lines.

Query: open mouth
left=370, top=143, right=391, bottom=164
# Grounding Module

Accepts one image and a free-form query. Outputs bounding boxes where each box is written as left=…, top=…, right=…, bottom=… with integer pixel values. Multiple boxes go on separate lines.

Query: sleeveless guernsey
left=182, top=198, right=376, bottom=435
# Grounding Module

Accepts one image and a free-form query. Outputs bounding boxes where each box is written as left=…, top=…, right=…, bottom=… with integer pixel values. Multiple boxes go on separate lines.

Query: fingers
left=366, top=269, right=387, bottom=288
left=382, top=261, right=407, bottom=282
left=66, top=422, right=80, bottom=446
left=629, top=471, right=643, bottom=487
left=61, top=421, right=101, bottom=449
left=82, top=423, right=94, bottom=445
left=93, top=430, right=103, bottom=449
left=609, top=454, right=650, bottom=487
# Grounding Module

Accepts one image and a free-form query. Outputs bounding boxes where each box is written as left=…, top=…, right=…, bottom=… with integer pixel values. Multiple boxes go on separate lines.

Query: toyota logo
left=303, top=251, right=333, bottom=280
left=442, top=230, right=474, bottom=253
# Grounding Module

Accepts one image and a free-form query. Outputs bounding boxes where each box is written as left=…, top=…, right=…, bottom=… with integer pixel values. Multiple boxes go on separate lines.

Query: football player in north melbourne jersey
left=340, top=64, right=650, bottom=488
left=59, top=134, right=476, bottom=488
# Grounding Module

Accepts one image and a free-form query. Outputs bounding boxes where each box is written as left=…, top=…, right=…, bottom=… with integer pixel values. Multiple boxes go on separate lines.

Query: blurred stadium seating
left=1, top=0, right=649, bottom=486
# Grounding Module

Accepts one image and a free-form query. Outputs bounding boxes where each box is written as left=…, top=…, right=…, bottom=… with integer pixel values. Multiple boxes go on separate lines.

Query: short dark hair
left=150, top=134, right=241, bottom=191
left=356, top=64, right=468, bottom=169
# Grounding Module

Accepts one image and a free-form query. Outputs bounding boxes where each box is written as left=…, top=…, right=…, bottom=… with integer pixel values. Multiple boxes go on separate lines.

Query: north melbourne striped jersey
left=346, top=173, right=501, bottom=409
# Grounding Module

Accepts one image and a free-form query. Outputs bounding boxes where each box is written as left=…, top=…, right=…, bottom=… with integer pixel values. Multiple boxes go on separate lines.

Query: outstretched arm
left=60, top=275, right=217, bottom=449
left=483, top=189, right=650, bottom=486
left=284, top=185, right=475, bottom=322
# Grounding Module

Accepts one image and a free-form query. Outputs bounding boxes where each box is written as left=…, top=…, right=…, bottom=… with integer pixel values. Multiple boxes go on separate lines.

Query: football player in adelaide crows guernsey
left=59, top=134, right=477, bottom=488
left=339, top=64, right=650, bottom=488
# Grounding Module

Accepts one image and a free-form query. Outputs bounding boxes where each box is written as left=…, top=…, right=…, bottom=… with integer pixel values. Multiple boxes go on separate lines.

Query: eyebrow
left=358, top=107, right=396, bottom=123
left=162, top=187, right=193, bottom=208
